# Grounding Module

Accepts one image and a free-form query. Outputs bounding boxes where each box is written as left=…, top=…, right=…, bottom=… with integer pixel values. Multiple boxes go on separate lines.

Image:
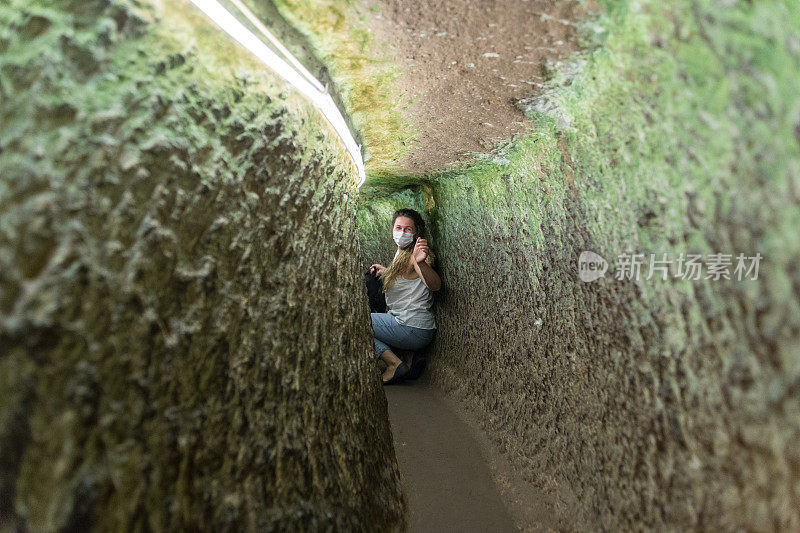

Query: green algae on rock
left=358, top=0, right=800, bottom=529
left=0, top=0, right=404, bottom=530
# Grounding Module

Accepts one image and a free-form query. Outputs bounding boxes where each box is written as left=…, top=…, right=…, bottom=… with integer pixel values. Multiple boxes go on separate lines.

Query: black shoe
left=383, top=362, right=410, bottom=385
left=407, top=354, right=427, bottom=380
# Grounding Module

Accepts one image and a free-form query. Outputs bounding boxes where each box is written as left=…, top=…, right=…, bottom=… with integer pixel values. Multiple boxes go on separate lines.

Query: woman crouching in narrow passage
left=370, top=208, right=441, bottom=385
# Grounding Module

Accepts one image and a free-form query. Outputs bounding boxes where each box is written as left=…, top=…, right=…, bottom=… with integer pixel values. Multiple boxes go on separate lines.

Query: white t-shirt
left=384, top=249, right=437, bottom=329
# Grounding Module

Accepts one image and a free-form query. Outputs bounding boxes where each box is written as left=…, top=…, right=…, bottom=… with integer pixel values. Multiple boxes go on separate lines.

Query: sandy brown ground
left=385, top=378, right=564, bottom=531
left=364, top=0, right=596, bottom=175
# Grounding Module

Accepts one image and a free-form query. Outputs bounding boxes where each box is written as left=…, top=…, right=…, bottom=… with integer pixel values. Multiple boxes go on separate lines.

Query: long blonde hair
left=381, top=208, right=435, bottom=291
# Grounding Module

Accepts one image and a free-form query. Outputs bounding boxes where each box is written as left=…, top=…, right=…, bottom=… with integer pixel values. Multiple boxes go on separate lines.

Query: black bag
left=364, top=269, right=387, bottom=313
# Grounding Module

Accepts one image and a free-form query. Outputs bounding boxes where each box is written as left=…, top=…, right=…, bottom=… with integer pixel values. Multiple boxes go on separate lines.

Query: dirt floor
left=385, top=378, right=564, bottom=532
left=364, top=0, right=596, bottom=175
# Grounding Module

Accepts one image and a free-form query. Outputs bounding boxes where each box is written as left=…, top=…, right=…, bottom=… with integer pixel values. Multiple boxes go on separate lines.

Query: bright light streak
left=188, top=0, right=367, bottom=187
left=227, top=0, right=325, bottom=93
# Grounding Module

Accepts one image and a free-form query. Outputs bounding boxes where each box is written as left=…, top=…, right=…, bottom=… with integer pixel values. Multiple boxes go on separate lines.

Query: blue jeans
left=371, top=312, right=436, bottom=359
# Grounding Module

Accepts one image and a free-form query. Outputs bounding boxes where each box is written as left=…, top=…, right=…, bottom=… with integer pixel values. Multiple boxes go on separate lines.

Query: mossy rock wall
left=0, top=1, right=403, bottom=530
left=359, top=0, right=799, bottom=529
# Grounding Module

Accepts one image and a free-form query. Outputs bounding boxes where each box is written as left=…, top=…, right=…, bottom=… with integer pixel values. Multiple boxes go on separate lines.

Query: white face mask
left=393, top=229, right=415, bottom=248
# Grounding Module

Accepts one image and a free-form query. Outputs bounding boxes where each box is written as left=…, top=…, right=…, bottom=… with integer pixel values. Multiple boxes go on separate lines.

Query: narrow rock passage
left=385, top=379, right=550, bottom=532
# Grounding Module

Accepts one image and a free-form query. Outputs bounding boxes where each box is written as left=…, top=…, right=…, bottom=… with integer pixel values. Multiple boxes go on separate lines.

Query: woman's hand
left=370, top=264, right=387, bottom=277
left=411, top=240, right=442, bottom=291
left=412, top=238, right=429, bottom=264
